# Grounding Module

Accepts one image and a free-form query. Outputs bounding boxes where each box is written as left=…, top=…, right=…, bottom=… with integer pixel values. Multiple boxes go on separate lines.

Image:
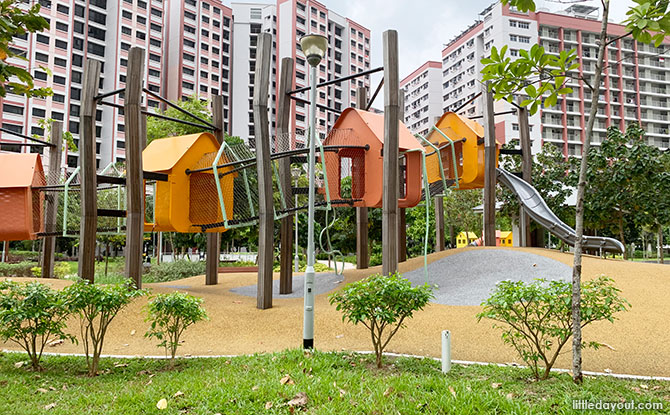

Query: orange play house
left=321, top=108, right=424, bottom=209
left=0, top=153, right=46, bottom=241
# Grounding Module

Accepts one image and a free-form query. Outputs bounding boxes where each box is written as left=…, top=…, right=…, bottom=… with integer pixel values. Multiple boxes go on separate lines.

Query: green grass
left=1, top=350, right=668, bottom=414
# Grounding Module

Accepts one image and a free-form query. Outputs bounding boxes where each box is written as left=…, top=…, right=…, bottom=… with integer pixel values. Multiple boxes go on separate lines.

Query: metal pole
left=303, top=63, right=318, bottom=349
left=294, top=175, right=300, bottom=273
left=1, top=241, right=6, bottom=262
left=157, top=232, right=162, bottom=265
left=441, top=330, right=452, bottom=373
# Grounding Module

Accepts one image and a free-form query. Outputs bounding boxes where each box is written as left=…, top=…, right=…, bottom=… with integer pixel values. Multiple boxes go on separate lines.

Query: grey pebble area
left=402, top=249, right=571, bottom=306
left=230, top=249, right=571, bottom=305
left=230, top=272, right=345, bottom=299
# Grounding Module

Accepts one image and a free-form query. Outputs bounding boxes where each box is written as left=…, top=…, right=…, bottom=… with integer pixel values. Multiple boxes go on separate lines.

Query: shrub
left=329, top=273, right=433, bottom=368
left=0, top=262, right=37, bottom=277
left=31, top=262, right=70, bottom=279
left=145, top=292, right=208, bottom=367
left=65, top=280, right=147, bottom=376
left=477, top=276, right=629, bottom=380
left=144, top=260, right=206, bottom=283
left=0, top=281, right=74, bottom=370
left=272, top=261, right=331, bottom=272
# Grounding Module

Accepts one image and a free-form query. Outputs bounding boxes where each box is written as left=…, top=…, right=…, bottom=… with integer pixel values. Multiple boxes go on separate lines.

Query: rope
left=318, top=208, right=345, bottom=276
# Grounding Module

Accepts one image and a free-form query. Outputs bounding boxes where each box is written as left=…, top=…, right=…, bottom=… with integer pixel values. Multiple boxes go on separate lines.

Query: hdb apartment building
left=440, top=2, right=670, bottom=156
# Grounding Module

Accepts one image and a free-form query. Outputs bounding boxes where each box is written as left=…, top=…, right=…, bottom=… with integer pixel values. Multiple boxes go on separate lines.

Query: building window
left=122, top=26, right=132, bottom=35
left=250, top=8, right=262, bottom=19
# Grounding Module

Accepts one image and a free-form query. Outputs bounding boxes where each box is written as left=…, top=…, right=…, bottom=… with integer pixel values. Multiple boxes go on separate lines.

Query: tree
left=146, top=96, right=214, bottom=143
left=481, top=0, right=670, bottom=383
left=0, top=1, right=51, bottom=98
left=443, top=189, right=484, bottom=244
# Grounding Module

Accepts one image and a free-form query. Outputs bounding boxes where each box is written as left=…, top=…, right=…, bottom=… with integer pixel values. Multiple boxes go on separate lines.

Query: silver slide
left=497, top=168, right=625, bottom=253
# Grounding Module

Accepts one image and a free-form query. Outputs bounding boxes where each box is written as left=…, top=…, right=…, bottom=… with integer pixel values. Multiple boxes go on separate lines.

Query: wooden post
left=518, top=99, right=532, bottom=247
left=482, top=83, right=497, bottom=246
left=382, top=30, right=399, bottom=276
left=205, top=95, right=226, bottom=285
left=277, top=57, right=294, bottom=293
left=254, top=33, right=274, bottom=309
left=435, top=196, right=445, bottom=252
left=124, top=47, right=146, bottom=288
left=41, top=121, right=63, bottom=278
left=398, top=89, right=407, bottom=262
left=78, top=59, right=101, bottom=282
left=356, top=86, right=369, bottom=269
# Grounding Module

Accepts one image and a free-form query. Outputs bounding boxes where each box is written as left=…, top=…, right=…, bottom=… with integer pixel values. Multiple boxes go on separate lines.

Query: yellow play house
left=143, top=133, right=235, bottom=233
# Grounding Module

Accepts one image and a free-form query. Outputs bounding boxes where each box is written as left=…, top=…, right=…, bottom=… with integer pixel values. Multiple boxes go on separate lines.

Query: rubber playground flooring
left=2, top=247, right=669, bottom=378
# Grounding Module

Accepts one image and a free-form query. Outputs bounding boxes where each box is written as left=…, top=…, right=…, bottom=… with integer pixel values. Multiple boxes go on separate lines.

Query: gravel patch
left=230, top=272, right=345, bottom=299
left=403, top=249, right=571, bottom=306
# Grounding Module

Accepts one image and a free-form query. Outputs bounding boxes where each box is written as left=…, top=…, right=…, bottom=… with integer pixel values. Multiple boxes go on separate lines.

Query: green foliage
left=144, top=260, right=207, bottom=283
left=0, top=281, right=74, bottom=369
left=35, top=118, right=77, bottom=151
left=272, top=260, right=330, bottom=272
left=0, top=0, right=51, bottom=98
left=500, top=0, right=536, bottom=12
left=329, top=273, right=433, bottom=368
left=585, top=123, right=670, bottom=254
left=30, top=262, right=70, bottom=279
left=65, top=280, right=147, bottom=376
left=481, top=44, right=579, bottom=115
left=0, top=261, right=36, bottom=277
left=146, top=96, right=212, bottom=144
left=443, top=189, right=484, bottom=245
left=623, top=0, right=670, bottom=47
left=145, top=292, right=208, bottom=366
left=477, top=276, right=629, bottom=380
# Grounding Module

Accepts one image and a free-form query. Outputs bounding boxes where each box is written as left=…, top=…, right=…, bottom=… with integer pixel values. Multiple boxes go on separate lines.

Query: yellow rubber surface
left=2, top=247, right=669, bottom=377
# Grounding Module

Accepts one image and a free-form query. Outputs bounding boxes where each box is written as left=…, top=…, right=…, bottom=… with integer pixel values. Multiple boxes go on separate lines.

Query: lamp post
left=299, top=33, right=327, bottom=350
left=291, top=166, right=301, bottom=273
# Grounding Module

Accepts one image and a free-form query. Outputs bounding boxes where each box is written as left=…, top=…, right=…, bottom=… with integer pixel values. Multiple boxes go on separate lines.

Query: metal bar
left=366, top=78, right=384, bottom=111
left=453, top=91, right=483, bottom=113
left=0, top=142, right=49, bottom=147
left=500, top=148, right=523, bottom=155
left=186, top=145, right=370, bottom=175
left=94, top=88, right=125, bottom=101
left=97, top=174, right=126, bottom=185
left=97, top=209, right=127, bottom=218
left=0, top=127, right=55, bottom=147
left=143, top=171, right=168, bottom=181
left=290, top=95, right=341, bottom=114
left=289, top=66, right=383, bottom=95
left=143, top=88, right=218, bottom=130
left=143, top=110, right=215, bottom=130
left=470, top=109, right=517, bottom=119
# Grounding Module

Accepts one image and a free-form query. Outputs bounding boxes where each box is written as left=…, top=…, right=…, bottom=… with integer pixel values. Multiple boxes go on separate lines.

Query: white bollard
left=442, top=330, right=451, bottom=373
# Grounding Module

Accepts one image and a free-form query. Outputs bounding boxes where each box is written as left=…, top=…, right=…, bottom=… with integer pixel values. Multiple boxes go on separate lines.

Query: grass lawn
left=1, top=350, right=668, bottom=415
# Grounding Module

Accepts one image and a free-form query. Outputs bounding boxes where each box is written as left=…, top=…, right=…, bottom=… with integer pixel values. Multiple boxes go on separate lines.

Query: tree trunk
left=659, top=225, right=664, bottom=265
left=571, top=0, right=610, bottom=385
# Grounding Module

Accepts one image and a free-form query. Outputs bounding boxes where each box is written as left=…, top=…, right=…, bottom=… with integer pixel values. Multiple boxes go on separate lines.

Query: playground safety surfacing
left=2, top=247, right=669, bottom=378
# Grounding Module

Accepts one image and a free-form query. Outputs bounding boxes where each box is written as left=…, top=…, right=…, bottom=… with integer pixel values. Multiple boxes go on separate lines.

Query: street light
left=299, top=33, right=327, bottom=350
left=291, top=166, right=302, bottom=273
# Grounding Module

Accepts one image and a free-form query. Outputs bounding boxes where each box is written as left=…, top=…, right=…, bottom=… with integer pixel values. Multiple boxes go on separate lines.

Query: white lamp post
left=299, top=33, right=327, bottom=350
left=291, top=166, right=301, bottom=273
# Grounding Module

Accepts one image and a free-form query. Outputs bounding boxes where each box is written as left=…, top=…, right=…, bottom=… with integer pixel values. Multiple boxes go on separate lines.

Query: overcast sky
left=326, top=0, right=635, bottom=106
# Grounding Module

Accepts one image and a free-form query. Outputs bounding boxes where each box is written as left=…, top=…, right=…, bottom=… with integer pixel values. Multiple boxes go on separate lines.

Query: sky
left=328, top=0, right=636, bottom=107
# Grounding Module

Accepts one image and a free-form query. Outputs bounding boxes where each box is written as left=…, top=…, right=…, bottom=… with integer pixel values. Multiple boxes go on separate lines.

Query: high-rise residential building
left=164, top=0, right=233, bottom=133
left=276, top=0, right=371, bottom=146
left=400, top=61, right=444, bottom=136
left=441, top=2, right=670, bottom=156
left=230, top=2, right=278, bottom=145
left=0, top=0, right=167, bottom=170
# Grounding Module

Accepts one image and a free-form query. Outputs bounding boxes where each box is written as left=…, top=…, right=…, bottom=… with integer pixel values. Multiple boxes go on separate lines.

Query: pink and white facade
left=0, top=0, right=168, bottom=170
left=276, top=0, right=370, bottom=145
left=441, top=2, right=670, bottom=155
left=164, top=0, right=233, bottom=133
left=400, top=60, right=443, bottom=136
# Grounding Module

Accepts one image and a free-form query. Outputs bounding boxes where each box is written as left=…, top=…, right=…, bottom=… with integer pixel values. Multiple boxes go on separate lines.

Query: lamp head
left=299, top=34, right=328, bottom=67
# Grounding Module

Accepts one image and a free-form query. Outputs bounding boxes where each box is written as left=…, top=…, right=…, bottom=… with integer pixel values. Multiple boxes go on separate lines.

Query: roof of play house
left=0, top=153, right=44, bottom=188
left=435, top=112, right=485, bottom=137
left=143, top=133, right=219, bottom=172
left=330, top=108, right=422, bottom=151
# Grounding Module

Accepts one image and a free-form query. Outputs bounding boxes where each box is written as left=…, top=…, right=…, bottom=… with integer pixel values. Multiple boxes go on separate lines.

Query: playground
left=3, top=247, right=668, bottom=379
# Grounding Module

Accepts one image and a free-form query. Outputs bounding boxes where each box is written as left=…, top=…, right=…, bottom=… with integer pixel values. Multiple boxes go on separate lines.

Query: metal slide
left=496, top=168, right=625, bottom=253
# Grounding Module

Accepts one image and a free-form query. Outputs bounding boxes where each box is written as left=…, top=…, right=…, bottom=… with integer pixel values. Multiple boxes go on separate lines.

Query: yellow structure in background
left=143, top=133, right=235, bottom=233
left=456, top=232, right=479, bottom=248
left=424, top=112, right=498, bottom=190
left=498, top=231, right=513, bottom=246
